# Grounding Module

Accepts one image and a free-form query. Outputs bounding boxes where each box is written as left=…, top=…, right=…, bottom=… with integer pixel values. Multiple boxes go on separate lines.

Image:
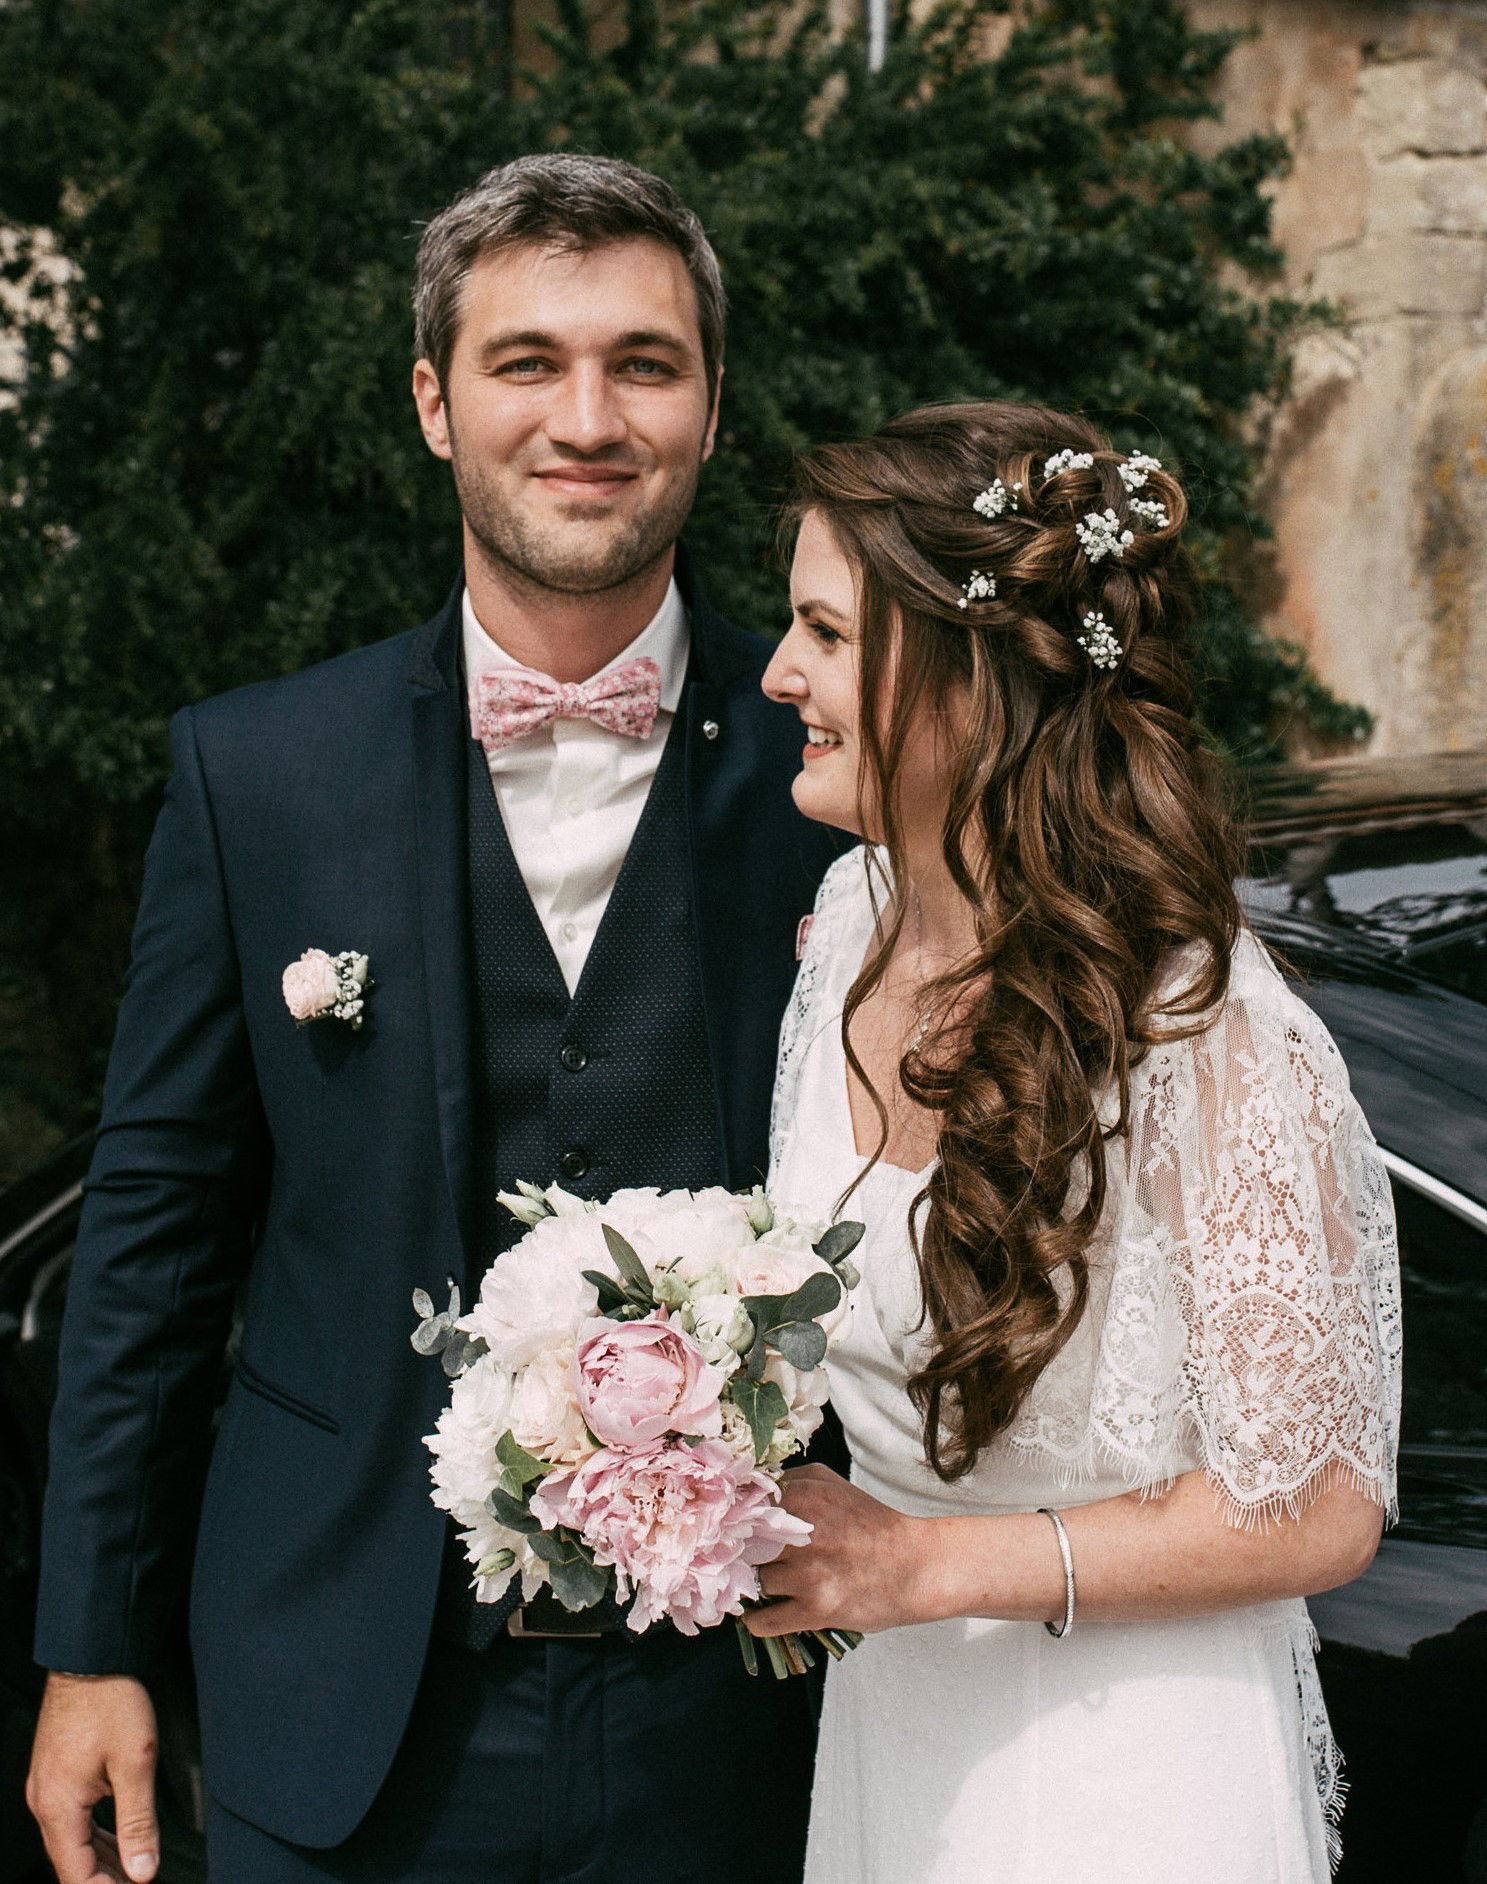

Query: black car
left=1244, top=750, right=1487, bottom=1883
left=2, top=750, right=1486, bottom=1883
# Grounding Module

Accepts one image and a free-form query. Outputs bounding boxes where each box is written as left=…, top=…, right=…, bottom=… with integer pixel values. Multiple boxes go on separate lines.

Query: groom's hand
left=27, top=1672, right=160, bottom=1884
left=748, top=1463, right=937, bottom=1637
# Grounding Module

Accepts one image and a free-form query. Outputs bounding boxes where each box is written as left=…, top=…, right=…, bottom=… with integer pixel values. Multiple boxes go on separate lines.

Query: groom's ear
left=412, top=358, right=453, bottom=462
left=701, top=362, right=724, bottom=465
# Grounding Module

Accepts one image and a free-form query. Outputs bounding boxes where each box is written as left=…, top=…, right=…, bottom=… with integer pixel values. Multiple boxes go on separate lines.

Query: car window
left=1247, top=819, right=1487, bottom=956
left=1394, top=1178, right=1487, bottom=1448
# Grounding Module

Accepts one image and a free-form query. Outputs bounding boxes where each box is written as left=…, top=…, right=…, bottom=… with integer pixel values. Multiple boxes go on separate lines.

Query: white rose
left=736, top=1239, right=851, bottom=1341
left=686, top=1292, right=753, bottom=1368
left=462, top=1214, right=608, bottom=1368
left=508, top=1342, right=593, bottom=1466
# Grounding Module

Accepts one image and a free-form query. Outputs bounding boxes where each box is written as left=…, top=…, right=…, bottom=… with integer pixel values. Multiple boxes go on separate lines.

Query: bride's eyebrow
left=794, top=598, right=849, bottom=624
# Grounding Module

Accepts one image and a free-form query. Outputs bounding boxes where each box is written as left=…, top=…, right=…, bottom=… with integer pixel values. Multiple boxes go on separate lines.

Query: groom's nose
left=545, top=360, right=630, bottom=456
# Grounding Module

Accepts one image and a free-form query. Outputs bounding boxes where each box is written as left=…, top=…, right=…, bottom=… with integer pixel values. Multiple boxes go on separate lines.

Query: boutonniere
left=282, top=948, right=372, bottom=1029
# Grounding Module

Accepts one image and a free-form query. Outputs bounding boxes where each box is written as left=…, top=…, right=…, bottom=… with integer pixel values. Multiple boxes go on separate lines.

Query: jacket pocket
left=235, top=1355, right=341, bottom=1434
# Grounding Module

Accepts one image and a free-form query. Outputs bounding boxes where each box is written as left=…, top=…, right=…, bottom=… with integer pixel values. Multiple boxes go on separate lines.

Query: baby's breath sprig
left=972, top=478, right=1021, bottom=519
left=1075, top=510, right=1134, bottom=564
left=1076, top=611, right=1123, bottom=671
left=957, top=569, right=997, bottom=610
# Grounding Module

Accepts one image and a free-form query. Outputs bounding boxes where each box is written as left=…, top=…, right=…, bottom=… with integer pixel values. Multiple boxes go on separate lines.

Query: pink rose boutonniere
left=282, top=948, right=371, bottom=1029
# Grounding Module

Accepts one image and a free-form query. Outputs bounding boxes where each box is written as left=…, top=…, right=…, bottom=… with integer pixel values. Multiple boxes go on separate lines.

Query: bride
left=752, top=401, right=1400, bottom=1883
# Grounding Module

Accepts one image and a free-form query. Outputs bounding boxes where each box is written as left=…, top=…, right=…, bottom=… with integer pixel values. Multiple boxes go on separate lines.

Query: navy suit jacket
left=34, top=561, right=841, bottom=1846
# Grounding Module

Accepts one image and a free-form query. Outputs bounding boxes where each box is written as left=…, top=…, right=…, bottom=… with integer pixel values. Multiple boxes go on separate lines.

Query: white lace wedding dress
left=770, top=849, right=1402, bottom=1884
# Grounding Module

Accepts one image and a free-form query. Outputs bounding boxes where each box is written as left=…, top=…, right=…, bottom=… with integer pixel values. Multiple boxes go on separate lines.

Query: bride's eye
left=808, top=619, right=844, bottom=648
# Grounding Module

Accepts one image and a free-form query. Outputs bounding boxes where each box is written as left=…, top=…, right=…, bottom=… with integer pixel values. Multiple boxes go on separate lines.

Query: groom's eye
left=619, top=356, right=675, bottom=378
left=498, top=357, right=553, bottom=377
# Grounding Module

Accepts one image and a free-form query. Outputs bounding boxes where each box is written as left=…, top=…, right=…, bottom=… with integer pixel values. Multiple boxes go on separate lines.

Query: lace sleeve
left=1128, top=935, right=1402, bottom=1526
left=768, top=846, right=871, bottom=1183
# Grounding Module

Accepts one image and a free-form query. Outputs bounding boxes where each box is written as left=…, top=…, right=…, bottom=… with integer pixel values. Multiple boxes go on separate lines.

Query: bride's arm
left=756, top=946, right=1401, bottom=1641
left=749, top=1463, right=1383, bottom=1637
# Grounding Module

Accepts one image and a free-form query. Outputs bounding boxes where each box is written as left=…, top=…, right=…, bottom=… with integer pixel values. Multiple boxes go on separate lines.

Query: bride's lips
left=801, top=728, right=844, bottom=763
left=533, top=466, right=639, bottom=501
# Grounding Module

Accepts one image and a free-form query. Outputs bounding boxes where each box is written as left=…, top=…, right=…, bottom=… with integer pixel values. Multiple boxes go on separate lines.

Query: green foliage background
left=0, top=0, right=1363, bottom=1179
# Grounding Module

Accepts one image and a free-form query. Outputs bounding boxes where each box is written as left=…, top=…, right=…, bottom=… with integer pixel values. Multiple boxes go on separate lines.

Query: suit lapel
left=408, top=581, right=476, bottom=1264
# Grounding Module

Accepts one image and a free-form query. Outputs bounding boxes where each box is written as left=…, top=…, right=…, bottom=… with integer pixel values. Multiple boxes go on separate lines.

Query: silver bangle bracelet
left=1038, top=1506, right=1076, bottom=1639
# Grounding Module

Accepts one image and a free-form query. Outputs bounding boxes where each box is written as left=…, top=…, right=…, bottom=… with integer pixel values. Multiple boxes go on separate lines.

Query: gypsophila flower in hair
left=1127, top=495, right=1170, bottom=530
left=1075, top=510, right=1135, bottom=564
left=972, top=479, right=1021, bottom=519
left=1077, top=612, right=1123, bottom=670
left=1118, top=452, right=1162, bottom=493
left=1044, top=450, right=1095, bottom=479
left=957, top=570, right=996, bottom=610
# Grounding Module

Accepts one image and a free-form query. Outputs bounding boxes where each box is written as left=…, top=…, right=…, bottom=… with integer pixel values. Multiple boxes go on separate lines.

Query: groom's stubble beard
left=447, top=412, right=707, bottom=599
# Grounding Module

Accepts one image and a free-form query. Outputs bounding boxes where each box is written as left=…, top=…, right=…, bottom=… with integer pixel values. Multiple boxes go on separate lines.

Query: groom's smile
left=413, top=236, right=720, bottom=601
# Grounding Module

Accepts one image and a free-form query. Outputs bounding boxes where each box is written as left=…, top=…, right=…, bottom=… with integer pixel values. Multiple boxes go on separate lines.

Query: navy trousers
left=205, top=1626, right=817, bottom=1882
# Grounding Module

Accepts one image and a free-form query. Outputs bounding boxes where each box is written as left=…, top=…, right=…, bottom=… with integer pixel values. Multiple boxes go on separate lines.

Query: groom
left=27, top=154, right=840, bottom=1883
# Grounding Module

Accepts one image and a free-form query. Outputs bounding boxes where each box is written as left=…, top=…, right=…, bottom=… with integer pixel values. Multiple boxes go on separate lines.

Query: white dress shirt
left=463, top=580, right=690, bottom=994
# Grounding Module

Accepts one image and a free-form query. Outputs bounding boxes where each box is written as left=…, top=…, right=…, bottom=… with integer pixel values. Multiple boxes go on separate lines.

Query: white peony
left=509, top=1341, right=593, bottom=1466
left=600, top=1186, right=756, bottom=1282
left=425, top=1355, right=540, bottom=1603
left=461, top=1213, right=610, bottom=1369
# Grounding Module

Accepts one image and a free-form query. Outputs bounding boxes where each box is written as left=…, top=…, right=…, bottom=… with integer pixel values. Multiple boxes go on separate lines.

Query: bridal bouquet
left=414, top=1182, right=864, bottom=1677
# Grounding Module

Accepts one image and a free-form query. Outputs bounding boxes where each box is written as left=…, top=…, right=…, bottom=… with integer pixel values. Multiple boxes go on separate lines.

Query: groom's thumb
left=111, top=1744, right=159, bottom=1881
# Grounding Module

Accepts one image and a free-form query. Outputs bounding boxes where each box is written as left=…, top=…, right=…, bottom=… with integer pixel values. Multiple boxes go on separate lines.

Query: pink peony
left=282, top=949, right=340, bottom=1022
left=573, top=1310, right=729, bottom=1448
left=531, top=1438, right=811, bottom=1634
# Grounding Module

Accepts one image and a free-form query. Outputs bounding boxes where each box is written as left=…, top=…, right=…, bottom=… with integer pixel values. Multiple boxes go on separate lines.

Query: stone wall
left=1191, top=0, right=1487, bottom=754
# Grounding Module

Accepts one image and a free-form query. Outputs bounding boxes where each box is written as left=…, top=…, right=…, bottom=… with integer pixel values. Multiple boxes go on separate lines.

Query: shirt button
left=565, top=796, right=582, bottom=816
left=560, top=1044, right=588, bottom=1073
left=703, top=719, right=720, bottom=741
left=559, top=1149, right=590, bottom=1181
left=561, top=920, right=578, bottom=943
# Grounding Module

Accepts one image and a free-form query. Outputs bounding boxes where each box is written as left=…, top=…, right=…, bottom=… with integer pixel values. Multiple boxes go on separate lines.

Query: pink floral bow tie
left=472, top=657, right=663, bottom=752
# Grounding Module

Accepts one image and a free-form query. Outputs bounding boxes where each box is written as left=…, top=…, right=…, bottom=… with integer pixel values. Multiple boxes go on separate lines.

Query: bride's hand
left=746, top=1464, right=937, bottom=1637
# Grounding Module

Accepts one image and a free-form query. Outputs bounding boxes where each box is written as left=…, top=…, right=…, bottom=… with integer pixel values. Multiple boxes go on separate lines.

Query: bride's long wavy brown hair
left=789, top=401, right=1244, bottom=1481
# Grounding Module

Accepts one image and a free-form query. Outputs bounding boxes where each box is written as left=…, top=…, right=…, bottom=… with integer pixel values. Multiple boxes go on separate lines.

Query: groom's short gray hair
left=413, top=154, right=726, bottom=397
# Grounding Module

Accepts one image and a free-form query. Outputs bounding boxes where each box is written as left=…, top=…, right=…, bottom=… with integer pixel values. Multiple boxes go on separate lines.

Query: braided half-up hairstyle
left=787, top=401, right=1244, bottom=1481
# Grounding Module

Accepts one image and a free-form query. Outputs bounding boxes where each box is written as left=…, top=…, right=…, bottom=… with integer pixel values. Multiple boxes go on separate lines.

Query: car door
left=1309, top=1162, right=1487, bottom=1883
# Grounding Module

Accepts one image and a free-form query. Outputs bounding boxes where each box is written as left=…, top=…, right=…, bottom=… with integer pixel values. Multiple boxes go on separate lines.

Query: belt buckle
left=506, top=1605, right=604, bottom=1642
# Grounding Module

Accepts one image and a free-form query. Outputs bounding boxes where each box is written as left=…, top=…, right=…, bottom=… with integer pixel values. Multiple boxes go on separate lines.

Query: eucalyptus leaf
left=527, top=1531, right=570, bottom=1565
left=777, top=1271, right=841, bottom=1325
left=485, top=1486, right=541, bottom=1534
left=411, top=1287, right=435, bottom=1320
left=768, top=1318, right=828, bottom=1371
left=496, top=1431, right=550, bottom=1487
left=601, top=1224, right=655, bottom=1303
left=411, top=1316, right=449, bottom=1357
left=548, top=1550, right=610, bottom=1613
left=746, top=1326, right=768, bottom=1382
left=729, top=1374, right=789, bottom=1460
left=814, top=1220, right=865, bottom=1267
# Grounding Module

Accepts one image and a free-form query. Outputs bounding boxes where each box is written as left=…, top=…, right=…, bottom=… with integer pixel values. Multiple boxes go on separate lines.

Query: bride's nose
left=762, top=627, right=808, bottom=705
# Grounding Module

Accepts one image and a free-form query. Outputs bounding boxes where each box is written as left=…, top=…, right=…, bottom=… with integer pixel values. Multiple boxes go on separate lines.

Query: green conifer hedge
left=0, top=0, right=1364, bottom=1169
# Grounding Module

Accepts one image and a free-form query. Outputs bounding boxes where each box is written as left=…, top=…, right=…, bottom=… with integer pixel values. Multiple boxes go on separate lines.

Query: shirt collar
left=462, top=576, right=690, bottom=717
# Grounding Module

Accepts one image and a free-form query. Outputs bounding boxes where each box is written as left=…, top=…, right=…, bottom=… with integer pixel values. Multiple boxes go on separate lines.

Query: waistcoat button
left=559, top=1149, right=590, bottom=1180
left=560, top=1044, right=588, bottom=1073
